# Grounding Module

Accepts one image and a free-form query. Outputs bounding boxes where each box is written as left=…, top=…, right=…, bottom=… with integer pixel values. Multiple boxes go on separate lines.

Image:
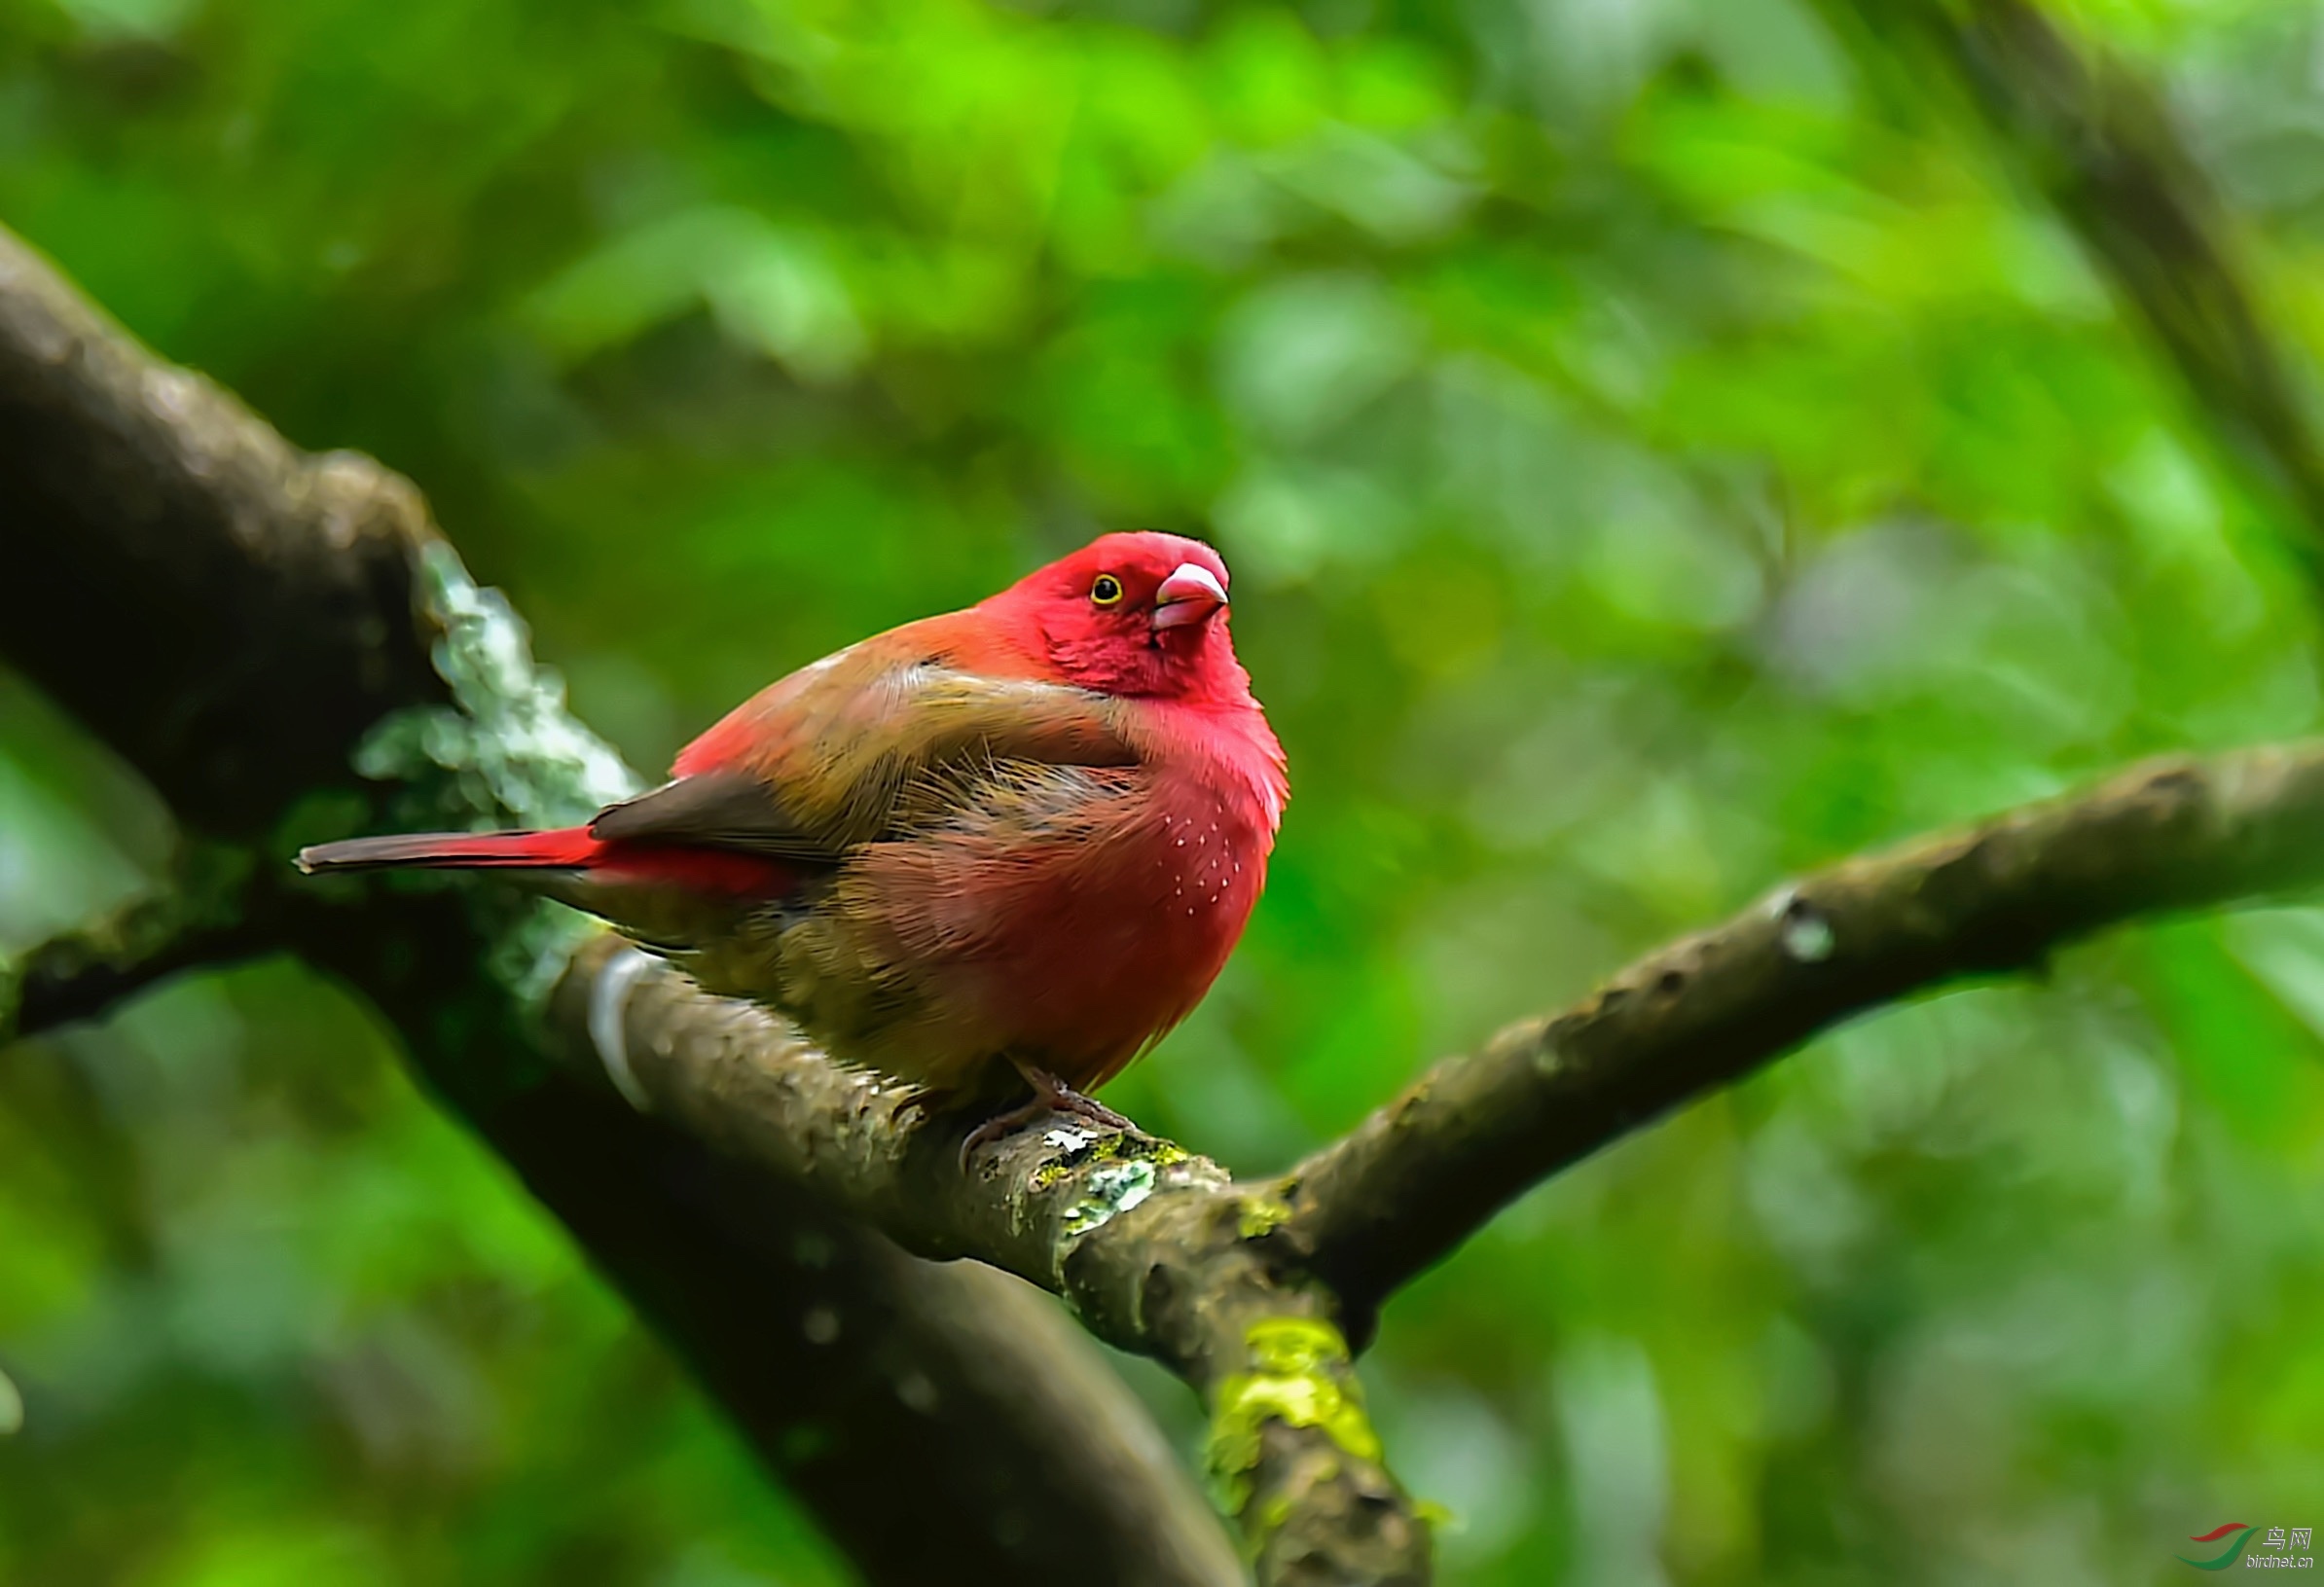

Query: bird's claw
left=958, top=1064, right=1131, bottom=1171
left=1046, top=1090, right=1132, bottom=1132
left=959, top=1100, right=1048, bottom=1170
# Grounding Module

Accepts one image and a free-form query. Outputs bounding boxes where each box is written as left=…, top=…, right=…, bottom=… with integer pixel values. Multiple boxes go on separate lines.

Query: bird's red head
left=995, top=531, right=1253, bottom=703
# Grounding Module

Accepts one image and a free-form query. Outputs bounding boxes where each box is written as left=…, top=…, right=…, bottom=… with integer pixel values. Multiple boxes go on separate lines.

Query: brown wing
left=590, top=657, right=1139, bottom=859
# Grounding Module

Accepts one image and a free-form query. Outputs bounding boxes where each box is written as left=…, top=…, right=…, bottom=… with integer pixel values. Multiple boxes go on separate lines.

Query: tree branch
left=0, top=235, right=443, bottom=836
left=550, top=934, right=1429, bottom=1585
left=1, top=843, right=264, bottom=1041
left=0, top=224, right=1243, bottom=1587
left=1277, top=744, right=2324, bottom=1307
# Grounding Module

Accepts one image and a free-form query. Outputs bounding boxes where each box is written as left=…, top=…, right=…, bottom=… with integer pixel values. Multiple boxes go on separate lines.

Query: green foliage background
left=4, top=0, right=2324, bottom=1580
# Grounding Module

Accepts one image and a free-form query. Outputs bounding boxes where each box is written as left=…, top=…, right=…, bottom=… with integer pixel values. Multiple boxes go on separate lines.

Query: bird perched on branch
left=298, top=532, right=1287, bottom=1151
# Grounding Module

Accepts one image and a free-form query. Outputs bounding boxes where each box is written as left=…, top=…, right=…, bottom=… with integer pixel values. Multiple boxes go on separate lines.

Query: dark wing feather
left=588, top=773, right=838, bottom=862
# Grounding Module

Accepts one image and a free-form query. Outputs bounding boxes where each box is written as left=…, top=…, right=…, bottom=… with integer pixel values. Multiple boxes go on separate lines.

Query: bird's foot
left=1011, top=1059, right=1133, bottom=1132
left=958, top=1062, right=1130, bottom=1170
left=959, top=1094, right=1057, bottom=1169
left=1043, top=1087, right=1133, bottom=1133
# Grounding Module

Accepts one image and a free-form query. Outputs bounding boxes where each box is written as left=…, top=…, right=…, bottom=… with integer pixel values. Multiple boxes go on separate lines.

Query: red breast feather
left=815, top=705, right=1281, bottom=1094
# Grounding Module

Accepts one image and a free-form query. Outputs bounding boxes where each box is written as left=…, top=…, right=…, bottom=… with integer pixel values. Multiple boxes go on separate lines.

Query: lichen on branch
left=354, top=541, right=637, bottom=831
left=342, top=541, right=641, bottom=1010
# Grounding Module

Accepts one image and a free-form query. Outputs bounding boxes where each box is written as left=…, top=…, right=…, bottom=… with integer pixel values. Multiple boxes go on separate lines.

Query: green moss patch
left=1203, top=1316, right=1382, bottom=1524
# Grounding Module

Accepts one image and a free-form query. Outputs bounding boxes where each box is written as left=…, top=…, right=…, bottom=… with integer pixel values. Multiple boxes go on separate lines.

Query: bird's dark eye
left=1090, top=574, right=1124, bottom=606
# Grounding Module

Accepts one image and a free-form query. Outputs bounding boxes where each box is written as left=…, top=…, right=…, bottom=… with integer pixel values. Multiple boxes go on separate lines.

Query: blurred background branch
left=1831, top=0, right=2324, bottom=586
left=0, top=842, right=262, bottom=1041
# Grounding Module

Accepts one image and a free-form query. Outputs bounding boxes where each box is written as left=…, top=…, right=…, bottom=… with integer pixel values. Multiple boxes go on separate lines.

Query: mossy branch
left=549, top=934, right=1431, bottom=1583
left=1, top=843, right=263, bottom=1043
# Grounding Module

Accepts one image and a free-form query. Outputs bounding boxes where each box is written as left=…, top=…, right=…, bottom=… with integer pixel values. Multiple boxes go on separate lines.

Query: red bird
left=299, top=532, right=1287, bottom=1142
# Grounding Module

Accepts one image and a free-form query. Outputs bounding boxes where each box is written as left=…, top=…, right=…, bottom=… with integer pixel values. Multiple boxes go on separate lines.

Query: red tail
left=296, top=828, right=602, bottom=875
left=297, top=827, right=801, bottom=899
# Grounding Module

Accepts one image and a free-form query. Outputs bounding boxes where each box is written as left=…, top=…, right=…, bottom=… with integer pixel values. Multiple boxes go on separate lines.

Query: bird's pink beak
left=1152, top=562, right=1228, bottom=631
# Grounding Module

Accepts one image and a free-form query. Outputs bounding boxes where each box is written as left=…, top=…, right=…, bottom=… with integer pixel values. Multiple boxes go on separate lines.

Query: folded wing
left=588, top=655, right=1140, bottom=861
